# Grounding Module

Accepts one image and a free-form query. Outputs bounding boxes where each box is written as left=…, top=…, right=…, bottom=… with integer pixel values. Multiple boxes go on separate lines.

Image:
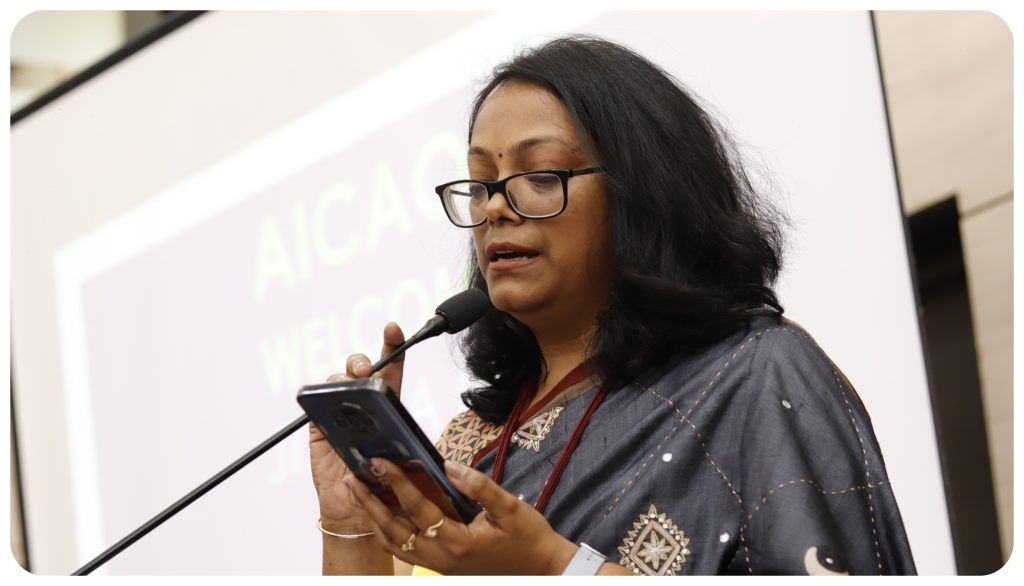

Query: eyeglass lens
left=443, top=172, right=563, bottom=226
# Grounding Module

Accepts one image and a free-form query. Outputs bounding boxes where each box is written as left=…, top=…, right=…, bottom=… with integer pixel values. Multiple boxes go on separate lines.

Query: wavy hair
left=459, top=36, right=787, bottom=424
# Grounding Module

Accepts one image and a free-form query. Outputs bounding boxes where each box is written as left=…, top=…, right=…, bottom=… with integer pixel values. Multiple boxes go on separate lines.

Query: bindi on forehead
left=468, top=137, right=577, bottom=161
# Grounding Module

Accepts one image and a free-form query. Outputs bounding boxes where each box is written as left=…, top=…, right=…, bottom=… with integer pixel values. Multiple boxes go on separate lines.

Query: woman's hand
left=309, top=322, right=406, bottom=530
left=344, top=458, right=580, bottom=575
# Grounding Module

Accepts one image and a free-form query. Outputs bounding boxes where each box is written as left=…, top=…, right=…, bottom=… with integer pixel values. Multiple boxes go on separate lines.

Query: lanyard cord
left=490, top=386, right=532, bottom=486
left=490, top=384, right=608, bottom=515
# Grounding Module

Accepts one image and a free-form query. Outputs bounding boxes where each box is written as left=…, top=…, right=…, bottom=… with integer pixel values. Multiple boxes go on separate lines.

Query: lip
left=488, top=255, right=540, bottom=272
left=484, top=241, right=541, bottom=262
left=484, top=240, right=541, bottom=272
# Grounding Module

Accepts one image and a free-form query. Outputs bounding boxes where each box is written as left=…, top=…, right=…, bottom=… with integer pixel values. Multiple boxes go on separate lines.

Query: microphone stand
left=71, top=332, right=425, bottom=575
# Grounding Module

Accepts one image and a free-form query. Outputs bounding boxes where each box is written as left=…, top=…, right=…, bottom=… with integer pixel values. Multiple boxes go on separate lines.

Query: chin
left=486, top=283, right=544, bottom=317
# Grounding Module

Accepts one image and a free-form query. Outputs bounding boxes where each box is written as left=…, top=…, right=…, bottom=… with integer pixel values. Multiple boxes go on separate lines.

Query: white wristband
left=562, top=542, right=606, bottom=575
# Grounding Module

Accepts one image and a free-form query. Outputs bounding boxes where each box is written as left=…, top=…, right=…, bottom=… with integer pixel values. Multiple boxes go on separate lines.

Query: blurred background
left=9, top=10, right=1012, bottom=575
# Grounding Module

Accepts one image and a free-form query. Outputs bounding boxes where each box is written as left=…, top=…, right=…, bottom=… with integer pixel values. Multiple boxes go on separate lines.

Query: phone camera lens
left=333, top=402, right=379, bottom=438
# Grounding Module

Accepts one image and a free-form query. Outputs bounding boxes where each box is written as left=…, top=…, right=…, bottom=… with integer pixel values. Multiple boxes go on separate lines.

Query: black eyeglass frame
left=434, top=166, right=606, bottom=228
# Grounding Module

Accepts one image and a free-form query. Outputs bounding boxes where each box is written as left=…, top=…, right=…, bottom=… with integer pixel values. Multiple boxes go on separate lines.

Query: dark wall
left=908, top=196, right=1002, bottom=574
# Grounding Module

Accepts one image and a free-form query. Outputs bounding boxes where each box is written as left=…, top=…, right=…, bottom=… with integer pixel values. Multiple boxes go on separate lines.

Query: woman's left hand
left=343, top=458, right=578, bottom=575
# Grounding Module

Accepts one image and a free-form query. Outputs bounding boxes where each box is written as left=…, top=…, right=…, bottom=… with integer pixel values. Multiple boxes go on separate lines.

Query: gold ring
left=401, top=532, right=417, bottom=552
left=424, top=517, right=445, bottom=538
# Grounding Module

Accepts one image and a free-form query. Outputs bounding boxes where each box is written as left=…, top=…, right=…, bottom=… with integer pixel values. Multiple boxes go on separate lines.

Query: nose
left=483, top=183, right=522, bottom=225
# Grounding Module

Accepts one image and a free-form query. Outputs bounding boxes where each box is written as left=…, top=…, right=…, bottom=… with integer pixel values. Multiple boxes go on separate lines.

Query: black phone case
left=297, top=378, right=483, bottom=523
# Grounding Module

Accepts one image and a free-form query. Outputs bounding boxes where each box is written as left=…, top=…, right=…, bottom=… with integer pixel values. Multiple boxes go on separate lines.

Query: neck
left=509, top=292, right=609, bottom=407
left=529, top=321, right=597, bottom=407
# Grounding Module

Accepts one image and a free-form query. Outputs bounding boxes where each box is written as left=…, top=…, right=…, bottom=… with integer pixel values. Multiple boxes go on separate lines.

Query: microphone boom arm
left=70, top=288, right=490, bottom=575
left=72, top=413, right=310, bottom=575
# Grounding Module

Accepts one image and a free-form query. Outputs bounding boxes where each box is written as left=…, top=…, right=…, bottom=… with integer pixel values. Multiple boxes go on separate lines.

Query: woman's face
left=469, top=81, right=615, bottom=335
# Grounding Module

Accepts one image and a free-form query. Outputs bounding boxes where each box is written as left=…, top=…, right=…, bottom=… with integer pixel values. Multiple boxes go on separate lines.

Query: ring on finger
left=424, top=517, right=445, bottom=538
left=401, top=532, right=417, bottom=552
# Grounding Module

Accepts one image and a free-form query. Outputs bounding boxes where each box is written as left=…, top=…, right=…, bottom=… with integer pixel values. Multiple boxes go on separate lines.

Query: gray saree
left=435, top=315, right=917, bottom=575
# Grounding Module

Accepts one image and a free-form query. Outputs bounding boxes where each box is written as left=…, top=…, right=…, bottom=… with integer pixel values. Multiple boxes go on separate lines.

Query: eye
left=467, top=183, right=488, bottom=198
left=525, top=174, right=561, bottom=189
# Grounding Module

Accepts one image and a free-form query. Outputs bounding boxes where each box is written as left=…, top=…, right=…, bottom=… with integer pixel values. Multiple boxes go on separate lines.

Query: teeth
left=491, top=248, right=537, bottom=261
left=495, top=251, right=526, bottom=260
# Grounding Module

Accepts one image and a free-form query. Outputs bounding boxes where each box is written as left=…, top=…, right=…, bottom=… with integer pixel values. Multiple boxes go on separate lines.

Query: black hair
left=459, top=36, right=787, bottom=424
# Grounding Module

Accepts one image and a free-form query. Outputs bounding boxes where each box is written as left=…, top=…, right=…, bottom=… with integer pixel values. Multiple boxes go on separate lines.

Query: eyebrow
left=468, top=135, right=581, bottom=158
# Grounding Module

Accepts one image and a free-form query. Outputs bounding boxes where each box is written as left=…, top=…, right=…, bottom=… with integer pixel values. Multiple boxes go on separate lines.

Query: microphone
left=371, top=288, right=492, bottom=373
left=71, top=289, right=492, bottom=575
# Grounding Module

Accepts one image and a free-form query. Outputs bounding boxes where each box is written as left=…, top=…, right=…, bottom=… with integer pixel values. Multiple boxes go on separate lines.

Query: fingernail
left=445, top=460, right=467, bottom=480
left=370, top=459, right=387, bottom=478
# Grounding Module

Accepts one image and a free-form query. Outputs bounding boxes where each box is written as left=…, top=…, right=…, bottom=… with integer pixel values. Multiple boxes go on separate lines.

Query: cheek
left=586, top=197, right=615, bottom=272
left=561, top=219, right=614, bottom=287
left=471, top=231, right=486, bottom=270
left=548, top=222, right=602, bottom=277
left=586, top=230, right=614, bottom=278
left=565, top=199, right=612, bottom=259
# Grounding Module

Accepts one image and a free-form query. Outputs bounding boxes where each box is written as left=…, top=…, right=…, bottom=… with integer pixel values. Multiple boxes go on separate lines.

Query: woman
left=309, top=36, right=916, bottom=575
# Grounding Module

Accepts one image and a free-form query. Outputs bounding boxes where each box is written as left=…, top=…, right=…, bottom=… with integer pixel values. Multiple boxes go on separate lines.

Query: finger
left=325, top=372, right=349, bottom=383
left=377, top=322, right=406, bottom=395
left=345, top=475, right=422, bottom=555
left=328, top=324, right=404, bottom=387
left=444, top=460, right=521, bottom=526
left=346, top=475, right=451, bottom=569
left=381, top=322, right=407, bottom=358
left=370, top=458, right=446, bottom=531
left=346, top=354, right=373, bottom=378
left=342, top=478, right=400, bottom=553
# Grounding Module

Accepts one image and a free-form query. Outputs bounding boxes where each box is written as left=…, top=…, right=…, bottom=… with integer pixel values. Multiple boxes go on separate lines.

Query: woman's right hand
left=309, top=321, right=406, bottom=532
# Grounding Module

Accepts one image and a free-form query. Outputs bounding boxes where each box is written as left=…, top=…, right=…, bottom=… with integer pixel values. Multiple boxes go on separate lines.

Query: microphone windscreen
left=436, top=289, right=493, bottom=334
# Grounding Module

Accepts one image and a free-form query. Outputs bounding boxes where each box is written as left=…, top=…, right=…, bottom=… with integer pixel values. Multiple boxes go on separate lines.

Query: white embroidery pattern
left=511, top=407, right=564, bottom=452
left=618, top=504, right=691, bottom=575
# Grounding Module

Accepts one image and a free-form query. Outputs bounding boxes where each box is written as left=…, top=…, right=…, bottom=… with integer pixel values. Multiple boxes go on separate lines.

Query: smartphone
left=297, top=377, right=482, bottom=523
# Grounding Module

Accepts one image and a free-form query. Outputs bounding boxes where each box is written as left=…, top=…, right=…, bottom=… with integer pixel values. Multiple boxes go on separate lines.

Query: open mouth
left=485, top=241, right=541, bottom=268
left=490, top=250, right=540, bottom=262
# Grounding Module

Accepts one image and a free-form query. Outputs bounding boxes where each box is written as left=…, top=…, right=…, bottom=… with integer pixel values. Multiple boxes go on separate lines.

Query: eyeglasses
left=434, top=167, right=606, bottom=228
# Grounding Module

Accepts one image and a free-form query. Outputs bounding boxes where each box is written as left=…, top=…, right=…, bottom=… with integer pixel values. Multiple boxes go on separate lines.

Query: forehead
left=470, top=81, right=581, bottom=153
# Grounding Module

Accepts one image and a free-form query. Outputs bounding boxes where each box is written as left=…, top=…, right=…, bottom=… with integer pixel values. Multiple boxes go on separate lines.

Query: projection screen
left=10, top=11, right=955, bottom=575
